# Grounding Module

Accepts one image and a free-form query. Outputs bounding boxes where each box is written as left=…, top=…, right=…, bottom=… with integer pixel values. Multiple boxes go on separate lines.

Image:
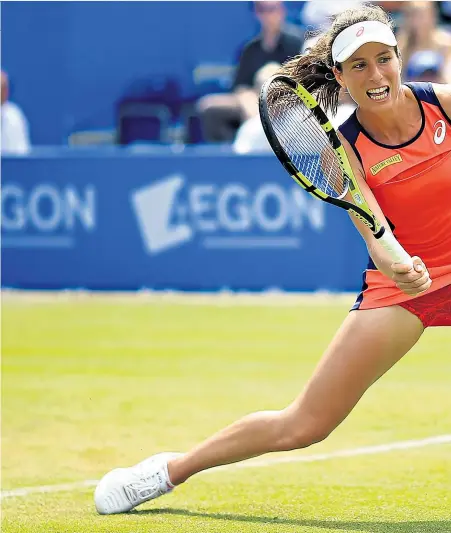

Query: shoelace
left=124, top=468, right=165, bottom=504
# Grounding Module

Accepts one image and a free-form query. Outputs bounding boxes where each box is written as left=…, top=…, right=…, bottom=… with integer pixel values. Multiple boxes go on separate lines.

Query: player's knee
left=288, top=426, right=331, bottom=450
left=277, top=413, right=334, bottom=451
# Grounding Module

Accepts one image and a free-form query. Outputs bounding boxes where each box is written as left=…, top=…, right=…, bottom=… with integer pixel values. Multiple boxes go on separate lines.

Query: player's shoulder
left=431, top=83, right=451, bottom=118
left=404, top=82, right=451, bottom=120
left=337, top=129, right=365, bottom=181
left=338, top=110, right=359, bottom=144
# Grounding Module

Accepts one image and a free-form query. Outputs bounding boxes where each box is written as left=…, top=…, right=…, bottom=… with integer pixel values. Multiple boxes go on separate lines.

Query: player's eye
left=352, top=62, right=366, bottom=70
left=379, top=56, right=391, bottom=63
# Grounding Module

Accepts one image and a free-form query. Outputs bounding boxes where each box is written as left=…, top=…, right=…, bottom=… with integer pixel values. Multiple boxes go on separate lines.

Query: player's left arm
left=432, top=83, right=451, bottom=117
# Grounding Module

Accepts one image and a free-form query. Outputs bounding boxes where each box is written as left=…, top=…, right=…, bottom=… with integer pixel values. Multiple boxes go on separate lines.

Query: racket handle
left=376, top=229, right=414, bottom=268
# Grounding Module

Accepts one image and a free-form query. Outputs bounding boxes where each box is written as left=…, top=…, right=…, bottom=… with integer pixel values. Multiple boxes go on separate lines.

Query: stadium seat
left=117, top=102, right=171, bottom=145
left=68, top=129, right=116, bottom=146
left=180, top=101, right=204, bottom=144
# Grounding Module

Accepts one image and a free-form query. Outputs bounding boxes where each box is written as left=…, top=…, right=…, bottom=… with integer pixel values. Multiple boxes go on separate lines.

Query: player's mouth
left=366, top=86, right=390, bottom=101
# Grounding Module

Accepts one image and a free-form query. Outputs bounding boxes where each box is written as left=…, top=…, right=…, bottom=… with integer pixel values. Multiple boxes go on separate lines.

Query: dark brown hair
left=278, top=4, right=398, bottom=114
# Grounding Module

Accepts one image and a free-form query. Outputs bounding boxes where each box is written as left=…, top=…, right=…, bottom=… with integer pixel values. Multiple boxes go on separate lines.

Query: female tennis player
left=95, top=4, right=451, bottom=514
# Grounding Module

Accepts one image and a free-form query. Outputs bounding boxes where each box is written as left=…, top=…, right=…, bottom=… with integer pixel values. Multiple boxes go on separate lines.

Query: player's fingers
left=392, top=270, right=424, bottom=284
left=397, top=276, right=432, bottom=295
left=391, top=262, right=414, bottom=275
left=391, top=256, right=425, bottom=277
left=392, top=262, right=430, bottom=285
left=396, top=271, right=431, bottom=289
left=416, top=279, right=432, bottom=294
left=412, top=256, right=427, bottom=274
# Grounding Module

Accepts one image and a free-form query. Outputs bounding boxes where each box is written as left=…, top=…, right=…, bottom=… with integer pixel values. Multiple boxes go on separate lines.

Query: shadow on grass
left=133, top=508, right=451, bottom=532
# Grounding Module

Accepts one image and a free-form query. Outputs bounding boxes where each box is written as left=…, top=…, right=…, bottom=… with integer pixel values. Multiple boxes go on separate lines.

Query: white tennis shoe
left=94, top=452, right=182, bottom=514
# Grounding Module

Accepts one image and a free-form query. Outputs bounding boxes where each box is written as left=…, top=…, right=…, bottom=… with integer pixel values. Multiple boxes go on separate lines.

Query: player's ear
left=332, top=66, right=346, bottom=90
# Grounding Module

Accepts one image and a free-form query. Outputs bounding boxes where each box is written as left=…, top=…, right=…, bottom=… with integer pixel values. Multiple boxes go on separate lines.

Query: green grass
left=2, top=292, right=451, bottom=533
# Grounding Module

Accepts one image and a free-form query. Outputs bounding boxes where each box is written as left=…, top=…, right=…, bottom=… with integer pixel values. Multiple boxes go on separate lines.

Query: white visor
left=331, top=21, right=397, bottom=64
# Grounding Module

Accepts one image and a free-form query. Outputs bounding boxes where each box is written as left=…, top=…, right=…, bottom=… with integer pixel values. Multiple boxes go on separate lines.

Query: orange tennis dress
left=339, top=82, right=451, bottom=327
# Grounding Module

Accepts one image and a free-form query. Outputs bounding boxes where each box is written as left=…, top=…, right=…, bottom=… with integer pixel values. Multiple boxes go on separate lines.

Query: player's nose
left=368, top=63, right=383, bottom=84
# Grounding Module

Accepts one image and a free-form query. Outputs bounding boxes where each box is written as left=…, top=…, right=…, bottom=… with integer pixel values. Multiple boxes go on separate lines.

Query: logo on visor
left=356, top=26, right=365, bottom=37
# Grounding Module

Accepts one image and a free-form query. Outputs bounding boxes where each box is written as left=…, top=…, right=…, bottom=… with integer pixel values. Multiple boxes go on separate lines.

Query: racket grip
left=376, top=229, right=414, bottom=268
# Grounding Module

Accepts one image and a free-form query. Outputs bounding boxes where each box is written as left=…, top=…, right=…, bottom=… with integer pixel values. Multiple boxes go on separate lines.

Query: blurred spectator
left=375, top=1, right=404, bottom=13
left=233, top=40, right=356, bottom=155
left=233, top=62, right=280, bottom=154
left=300, top=0, right=363, bottom=30
left=373, top=2, right=404, bottom=31
left=438, top=1, right=451, bottom=23
left=1, top=71, right=31, bottom=154
left=406, top=50, right=446, bottom=83
left=396, top=1, right=451, bottom=82
left=197, top=1, right=303, bottom=143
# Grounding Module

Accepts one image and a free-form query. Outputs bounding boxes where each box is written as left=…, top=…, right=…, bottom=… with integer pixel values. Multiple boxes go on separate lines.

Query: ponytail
left=278, top=33, right=341, bottom=114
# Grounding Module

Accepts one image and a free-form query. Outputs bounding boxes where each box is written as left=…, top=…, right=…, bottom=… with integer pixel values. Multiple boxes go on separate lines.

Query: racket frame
left=259, top=74, right=413, bottom=266
left=259, top=74, right=383, bottom=235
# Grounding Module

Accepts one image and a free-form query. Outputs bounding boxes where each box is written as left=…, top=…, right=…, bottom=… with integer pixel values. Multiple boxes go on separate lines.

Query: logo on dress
left=356, top=27, right=365, bottom=37
left=433, top=120, right=446, bottom=145
left=370, top=154, right=403, bottom=175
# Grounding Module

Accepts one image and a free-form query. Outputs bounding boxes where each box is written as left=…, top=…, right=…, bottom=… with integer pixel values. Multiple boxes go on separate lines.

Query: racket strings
left=266, top=81, right=345, bottom=198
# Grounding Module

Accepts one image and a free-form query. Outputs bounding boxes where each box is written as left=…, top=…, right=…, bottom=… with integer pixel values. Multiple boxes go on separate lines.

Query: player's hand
left=391, top=256, right=432, bottom=296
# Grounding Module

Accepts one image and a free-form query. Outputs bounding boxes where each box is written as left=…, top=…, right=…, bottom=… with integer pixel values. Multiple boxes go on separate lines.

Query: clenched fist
left=391, top=256, right=432, bottom=296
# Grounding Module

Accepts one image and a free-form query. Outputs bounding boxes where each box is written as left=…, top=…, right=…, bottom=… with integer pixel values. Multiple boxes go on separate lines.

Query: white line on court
left=2, top=434, right=450, bottom=500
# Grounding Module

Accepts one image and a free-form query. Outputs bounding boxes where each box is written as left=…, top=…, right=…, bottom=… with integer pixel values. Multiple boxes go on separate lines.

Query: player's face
left=334, top=43, right=401, bottom=110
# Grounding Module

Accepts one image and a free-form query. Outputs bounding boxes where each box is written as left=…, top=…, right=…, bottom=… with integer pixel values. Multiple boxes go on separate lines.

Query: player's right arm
left=338, top=134, right=399, bottom=277
left=339, top=134, right=432, bottom=296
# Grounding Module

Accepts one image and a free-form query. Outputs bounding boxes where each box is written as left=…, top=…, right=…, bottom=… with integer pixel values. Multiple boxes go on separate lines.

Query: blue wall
left=2, top=2, right=260, bottom=145
left=1, top=148, right=368, bottom=292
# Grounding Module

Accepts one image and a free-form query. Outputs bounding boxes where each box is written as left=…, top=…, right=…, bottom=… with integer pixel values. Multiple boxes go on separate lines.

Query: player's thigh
left=286, top=305, right=424, bottom=433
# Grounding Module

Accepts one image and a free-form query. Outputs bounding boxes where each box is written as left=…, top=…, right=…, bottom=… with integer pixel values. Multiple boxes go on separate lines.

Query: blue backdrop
left=1, top=148, right=368, bottom=291
left=2, top=1, right=305, bottom=145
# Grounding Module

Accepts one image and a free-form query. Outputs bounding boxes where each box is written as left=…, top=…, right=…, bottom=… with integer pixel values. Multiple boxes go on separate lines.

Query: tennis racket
left=259, top=74, right=413, bottom=267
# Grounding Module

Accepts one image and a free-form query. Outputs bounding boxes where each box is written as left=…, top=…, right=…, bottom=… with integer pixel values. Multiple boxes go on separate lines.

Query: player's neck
left=356, top=88, right=421, bottom=146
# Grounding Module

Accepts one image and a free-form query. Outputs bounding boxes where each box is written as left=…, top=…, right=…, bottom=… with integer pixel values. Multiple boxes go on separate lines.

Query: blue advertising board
left=1, top=148, right=368, bottom=291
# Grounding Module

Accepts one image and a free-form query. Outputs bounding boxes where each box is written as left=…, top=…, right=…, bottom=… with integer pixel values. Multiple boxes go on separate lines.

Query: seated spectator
left=373, top=2, right=405, bottom=31
left=1, top=71, right=31, bottom=154
left=396, top=1, right=451, bottom=82
left=406, top=50, right=446, bottom=83
left=197, top=1, right=303, bottom=143
left=233, top=39, right=356, bottom=154
left=233, top=62, right=280, bottom=154
left=438, top=1, right=451, bottom=24
left=301, top=0, right=363, bottom=31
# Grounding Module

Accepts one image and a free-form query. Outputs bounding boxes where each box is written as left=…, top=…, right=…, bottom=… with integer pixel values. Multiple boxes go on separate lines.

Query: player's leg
left=167, top=305, right=424, bottom=485
left=95, top=304, right=423, bottom=514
